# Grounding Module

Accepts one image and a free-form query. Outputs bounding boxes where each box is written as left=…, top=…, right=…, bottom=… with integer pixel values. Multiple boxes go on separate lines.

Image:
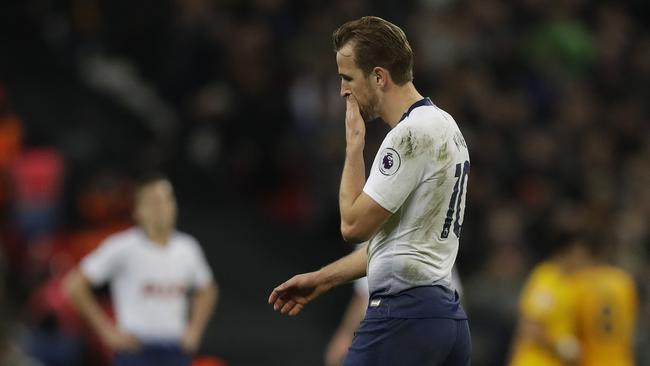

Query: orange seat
left=192, top=355, right=228, bottom=366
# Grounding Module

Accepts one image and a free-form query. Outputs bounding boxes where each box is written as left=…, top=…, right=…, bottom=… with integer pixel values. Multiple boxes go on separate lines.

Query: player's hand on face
left=268, top=271, right=332, bottom=316
left=344, top=94, right=366, bottom=147
left=102, top=328, right=140, bottom=352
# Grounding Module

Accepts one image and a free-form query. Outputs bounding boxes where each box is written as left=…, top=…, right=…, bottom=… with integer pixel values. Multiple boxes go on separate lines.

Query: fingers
left=280, top=300, right=296, bottom=315
left=345, top=95, right=360, bottom=115
left=269, top=274, right=310, bottom=316
left=269, top=279, right=288, bottom=312
left=268, top=279, right=290, bottom=304
left=273, top=296, right=287, bottom=312
left=288, top=303, right=304, bottom=316
left=344, top=95, right=365, bottom=135
left=269, top=292, right=304, bottom=316
left=268, top=289, right=280, bottom=305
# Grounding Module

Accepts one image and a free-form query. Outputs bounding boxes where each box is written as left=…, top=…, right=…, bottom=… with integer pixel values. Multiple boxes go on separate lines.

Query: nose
left=340, top=81, right=350, bottom=98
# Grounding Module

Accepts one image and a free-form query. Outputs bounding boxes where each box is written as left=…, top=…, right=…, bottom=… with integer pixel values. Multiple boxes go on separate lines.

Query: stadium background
left=0, top=0, right=648, bottom=365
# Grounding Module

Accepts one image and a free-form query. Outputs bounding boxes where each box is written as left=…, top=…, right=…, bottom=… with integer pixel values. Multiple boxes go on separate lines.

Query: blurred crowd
left=0, top=0, right=649, bottom=365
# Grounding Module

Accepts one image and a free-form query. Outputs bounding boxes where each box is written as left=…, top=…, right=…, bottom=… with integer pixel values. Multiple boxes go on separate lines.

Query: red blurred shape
left=12, top=148, right=65, bottom=203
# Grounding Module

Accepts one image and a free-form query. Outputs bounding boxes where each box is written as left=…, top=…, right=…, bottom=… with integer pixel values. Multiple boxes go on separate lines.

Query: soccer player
left=510, top=225, right=639, bottom=366
left=269, top=16, right=471, bottom=365
left=508, top=229, right=583, bottom=366
left=572, top=244, right=638, bottom=366
left=65, top=174, right=217, bottom=366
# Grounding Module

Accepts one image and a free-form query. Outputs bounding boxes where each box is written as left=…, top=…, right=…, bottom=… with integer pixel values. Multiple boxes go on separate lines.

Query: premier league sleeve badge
left=378, top=148, right=401, bottom=176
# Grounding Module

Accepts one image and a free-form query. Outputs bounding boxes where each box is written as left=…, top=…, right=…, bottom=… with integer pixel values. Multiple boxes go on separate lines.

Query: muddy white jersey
left=363, top=98, right=470, bottom=297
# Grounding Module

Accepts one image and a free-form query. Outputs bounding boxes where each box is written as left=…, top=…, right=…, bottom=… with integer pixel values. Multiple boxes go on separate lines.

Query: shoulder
left=523, top=262, right=567, bottom=295
left=387, top=106, right=461, bottom=156
left=383, top=112, right=440, bottom=159
left=82, top=228, right=138, bottom=265
left=528, top=261, right=559, bottom=282
left=393, top=106, right=449, bottom=135
left=602, top=266, right=637, bottom=290
left=578, top=265, right=633, bottom=283
left=100, top=227, right=141, bottom=249
left=172, top=231, right=202, bottom=252
left=520, top=262, right=562, bottom=314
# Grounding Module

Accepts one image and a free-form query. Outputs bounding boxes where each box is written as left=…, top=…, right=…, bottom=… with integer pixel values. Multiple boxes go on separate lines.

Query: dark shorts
left=113, top=342, right=190, bottom=366
left=343, top=286, right=472, bottom=366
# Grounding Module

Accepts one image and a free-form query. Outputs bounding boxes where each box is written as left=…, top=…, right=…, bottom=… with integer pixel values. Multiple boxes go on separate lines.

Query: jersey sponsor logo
left=142, top=283, right=188, bottom=298
left=378, top=148, right=401, bottom=176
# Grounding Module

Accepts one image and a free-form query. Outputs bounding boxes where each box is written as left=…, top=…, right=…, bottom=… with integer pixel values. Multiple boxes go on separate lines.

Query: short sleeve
left=188, top=240, right=213, bottom=288
left=519, top=268, right=554, bottom=321
left=80, top=237, right=125, bottom=286
left=520, top=285, right=554, bottom=321
left=363, top=126, right=430, bottom=213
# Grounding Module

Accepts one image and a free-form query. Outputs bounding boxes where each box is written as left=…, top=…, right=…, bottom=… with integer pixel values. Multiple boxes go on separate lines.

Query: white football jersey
left=81, top=227, right=213, bottom=341
left=363, top=98, right=470, bottom=297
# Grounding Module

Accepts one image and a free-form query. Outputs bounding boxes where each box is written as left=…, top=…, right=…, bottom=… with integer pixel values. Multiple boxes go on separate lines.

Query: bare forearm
left=339, top=144, right=366, bottom=225
left=316, top=244, right=368, bottom=288
left=187, top=283, right=218, bottom=337
left=64, top=270, right=114, bottom=338
left=340, top=94, right=366, bottom=229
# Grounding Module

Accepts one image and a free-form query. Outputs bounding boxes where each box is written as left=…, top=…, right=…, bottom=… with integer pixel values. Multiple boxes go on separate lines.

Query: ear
left=372, top=67, right=389, bottom=88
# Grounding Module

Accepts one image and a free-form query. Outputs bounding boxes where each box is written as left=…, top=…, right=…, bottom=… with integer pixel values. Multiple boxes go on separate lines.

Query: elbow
left=340, top=222, right=371, bottom=243
left=201, top=281, right=219, bottom=301
left=63, top=269, right=88, bottom=302
left=63, top=270, right=79, bottom=299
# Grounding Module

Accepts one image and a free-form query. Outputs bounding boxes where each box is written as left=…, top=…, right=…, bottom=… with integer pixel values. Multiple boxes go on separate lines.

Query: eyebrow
left=339, top=73, right=352, bottom=81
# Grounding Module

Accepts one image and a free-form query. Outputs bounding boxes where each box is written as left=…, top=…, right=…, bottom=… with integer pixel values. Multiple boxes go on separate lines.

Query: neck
left=555, top=254, right=591, bottom=274
left=380, top=82, right=424, bottom=128
left=142, top=226, right=172, bottom=246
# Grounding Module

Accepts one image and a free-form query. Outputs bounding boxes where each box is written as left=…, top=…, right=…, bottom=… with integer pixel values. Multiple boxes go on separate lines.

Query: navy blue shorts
left=343, top=286, right=471, bottom=366
left=113, top=342, right=190, bottom=366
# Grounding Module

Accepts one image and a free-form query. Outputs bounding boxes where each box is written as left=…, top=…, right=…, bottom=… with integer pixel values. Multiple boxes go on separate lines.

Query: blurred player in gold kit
left=572, top=245, right=638, bottom=366
left=510, top=224, right=638, bottom=366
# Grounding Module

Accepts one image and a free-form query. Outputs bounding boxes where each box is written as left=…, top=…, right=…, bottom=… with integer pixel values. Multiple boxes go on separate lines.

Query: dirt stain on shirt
left=402, top=261, right=432, bottom=283
left=396, top=129, right=434, bottom=159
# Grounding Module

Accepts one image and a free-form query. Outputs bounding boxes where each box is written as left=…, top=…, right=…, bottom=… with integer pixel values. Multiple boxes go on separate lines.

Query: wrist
left=315, top=267, right=341, bottom=290
left=346, top=141, right=364, bottom=153
left=184, top=324, right=202, bottom=338
left=98, top=326, right=116, bottom=341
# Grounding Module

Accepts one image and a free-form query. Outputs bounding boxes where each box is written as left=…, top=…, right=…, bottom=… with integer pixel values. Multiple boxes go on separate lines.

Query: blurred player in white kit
left=65, top=174, right=217, bottom=366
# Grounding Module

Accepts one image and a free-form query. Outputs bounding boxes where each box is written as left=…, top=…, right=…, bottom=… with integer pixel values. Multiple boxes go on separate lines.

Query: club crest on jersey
left=378, top=148, right=401, bottom=176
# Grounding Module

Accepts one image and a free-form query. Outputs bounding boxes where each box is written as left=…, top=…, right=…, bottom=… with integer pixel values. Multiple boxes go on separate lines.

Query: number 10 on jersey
left=441, top=161, right=470, bottom=239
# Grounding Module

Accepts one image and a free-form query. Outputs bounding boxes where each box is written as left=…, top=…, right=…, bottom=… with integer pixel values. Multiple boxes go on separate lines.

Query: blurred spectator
left=0, top=83, right=22, bottom=211
left=11, top=149, right=65, bottom=243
